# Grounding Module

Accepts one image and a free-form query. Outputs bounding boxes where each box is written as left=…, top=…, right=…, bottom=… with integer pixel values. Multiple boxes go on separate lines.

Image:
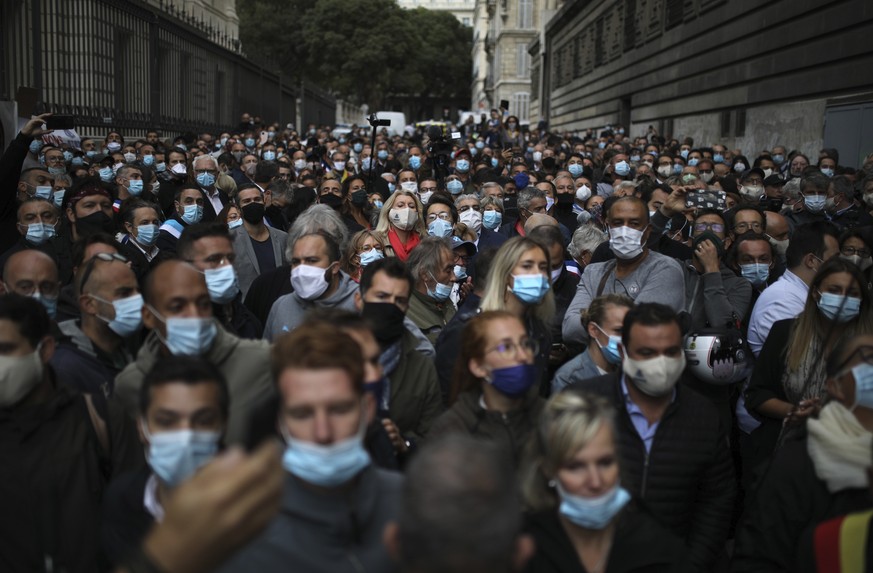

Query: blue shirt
left=747, top=270, right=808, bottom=356
left=621, top=376, right=674, bottom=454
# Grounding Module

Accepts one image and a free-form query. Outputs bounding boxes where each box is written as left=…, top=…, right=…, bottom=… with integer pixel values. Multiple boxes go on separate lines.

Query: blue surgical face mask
left=850, top=363, right=873, bottom=410
left=428, top=218, right=454, bottom=238
left=491, top=157, right=499, bottom=169
left=181, top=204, right=203, bottom=225
left=455, top=159, right=470, bottom=173
left=71, top=156, right=84, bottom=166
left=408, top=155, right=422, bottom=170
left=99, top=166, right=114, bottom=182
left=353, top=143, right=363, bottom=153
left=86, top=150, right=98, bottom=158
left=713, top=153, right=724, bottom=164
left=141, top=154, right=155, bottom=166
left=773, top=154, right=785, bottom=165
left=630, top=154, right=641, bottom=163
left=127, top=179, right=144, bottom=196
left=680, top=149, right=689, bottom=159
left=568, top=164, right=584, bottom=178
left=817, top=291, right=861, bottom=322
left=52, top=190, right=65, bottom=208
left=377, top=149, right=389, bottom=161
left=148, top=305, right=217, bottom=355
left=203, top=265, right=240, bottom=304
left=688, top=157, right=699, bottom=167
left=244, top=138, right=255, bottom=148
left=447, top=179, right=464, bottom=195
left=228, top=218, right=243, bottom=230
left=281, top=413, right=370, bottom=487
left=387, top=182, right=396, bottom=193
left=142, top=423, right=221, bottom=488
left=23, top=223, right=56, bottom=246
left=483, top=210, right=502, bottom=230
left=155, top=162, right=167, bottom=173
left=196, top=172, right=216, bottom=188
left=62, top=151, right=73, bottom=163
left=511, top=273, right=550, bottom=305
left=33, top=185, right=52, bottom=200
left=31, top=292, right=58, bottom=319
left=427, top=273, right=453, bottom=301
left=136, top=224, right=159, bottom=247
left=92, top=293, right=144, bottom=337
left=359, top=249, right=384, bottom=266
left=262, top=150, right=276, bottom=161
left=475, top=140, right=485, bottom=150
left=804, top=194, right=826, bottom=213
left=29, top=140, right=42, bottom=155
left=453, top=264, right=467, bottom=281
left=820, top=167, right=834, bottom=178
left=487, top=363, right=537, bottom=398
left=614, top=160, right=630, bottom=177
left=593, top=323, right=622, bottom=365
left=557, top=482, right=631, bottom=529
left=740, top=263, right=770, bottom=286
left=672, top=163, right=683, bottom=174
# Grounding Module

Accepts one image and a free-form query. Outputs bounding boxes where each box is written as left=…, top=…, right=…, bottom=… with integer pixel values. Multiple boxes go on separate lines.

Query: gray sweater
left=264, top=271, right=359, bottom=341
left=562, top=250, right=685, bottom=346
left=683, top=262, right=752, bottom=331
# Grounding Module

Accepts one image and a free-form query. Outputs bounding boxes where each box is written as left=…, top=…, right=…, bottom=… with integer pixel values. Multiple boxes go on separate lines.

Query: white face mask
left=400, top=181, right=418, bottom=194
left=575, top=184, right=592, bottom=202
left=389, top=207, right=418, bottom=231
left=459, top=209, right=482, bottom=234
left=290, top=264, right=332, bottom=301
left=622, top=353, right=686, bottom=397
left=0, top=344, right=44, bottom=407
left=608, top=225, right=646, bottom=260
left=657, top=165, right=673, bottom=178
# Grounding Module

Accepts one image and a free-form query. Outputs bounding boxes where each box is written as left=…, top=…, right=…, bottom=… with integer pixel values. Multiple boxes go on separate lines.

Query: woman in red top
left=375, top=190, right=424, bottom=261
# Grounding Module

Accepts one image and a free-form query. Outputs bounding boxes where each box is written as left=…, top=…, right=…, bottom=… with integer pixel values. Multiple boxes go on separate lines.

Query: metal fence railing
left=0, top=0, right=336, bottom=137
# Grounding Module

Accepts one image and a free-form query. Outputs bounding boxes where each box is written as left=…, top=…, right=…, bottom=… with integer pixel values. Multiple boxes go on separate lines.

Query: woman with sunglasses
left=430, top=310, right=544, bottom=467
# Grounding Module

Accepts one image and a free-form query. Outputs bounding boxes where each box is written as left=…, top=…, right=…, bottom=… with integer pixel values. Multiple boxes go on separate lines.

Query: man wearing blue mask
left=115, top=164, right=145, bottom=202
left=156, top=185, right=204, bottom=256
left=0, top=198, right=71, bottom=282
left=115, top=260, right=274, bottom=445
left=1, top=249, right=61, bottom=320
left=178, top=222, right=263, bottom=339
left=785, top=172, right=831, bottom=232
left=0, top=294, right=143, bottom=573
left=51, top=251, right=141, bottom=399
left=103, top=357, right=229, bottom=567
left=192, top=155, right=228, bottom=222
left=218, top=322, right=402, bottom=573
left=406, top=236, right=457, bottom=346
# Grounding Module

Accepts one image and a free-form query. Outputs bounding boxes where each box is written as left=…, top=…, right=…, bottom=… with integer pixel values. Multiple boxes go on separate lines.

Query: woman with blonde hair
left=343, top=229, right=388, bottom=283
left=430, top=310, right=544, bottom=467
left=522, top=390, right=684, bottom=572
left=374, top=190, right=425, bottom=261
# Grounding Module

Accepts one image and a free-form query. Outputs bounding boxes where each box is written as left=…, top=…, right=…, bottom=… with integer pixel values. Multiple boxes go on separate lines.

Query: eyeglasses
left=427, top=212, right=452, bottom=222
left=733, top=221, right=763, bottom=233
left=486, top=338, right=539, bottom=358
left=842, top=246, right=872, bottom=258
left=693, top=222, right=725, bottom=233
left=359, top=244, right=383, bottom=253
left=420, top=186, right=437, bottom=193
left=79, top=252, right=129, bottom=292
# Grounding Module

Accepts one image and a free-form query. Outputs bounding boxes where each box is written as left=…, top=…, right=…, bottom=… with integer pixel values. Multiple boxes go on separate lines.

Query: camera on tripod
left=367, top=113, right=391, bottom=128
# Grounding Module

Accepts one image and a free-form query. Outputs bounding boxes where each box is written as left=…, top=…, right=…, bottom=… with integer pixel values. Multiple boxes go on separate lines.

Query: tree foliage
left=237, top=0, right=472, bottom=109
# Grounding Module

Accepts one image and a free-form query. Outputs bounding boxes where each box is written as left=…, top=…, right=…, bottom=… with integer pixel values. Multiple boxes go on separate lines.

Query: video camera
left=425, top=125, right=461, bottom=186
left=367, top=113, right=390, bottom=128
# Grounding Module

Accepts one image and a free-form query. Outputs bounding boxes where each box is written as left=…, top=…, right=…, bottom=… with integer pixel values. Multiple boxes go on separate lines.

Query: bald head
left=524, top=213, right=559, bottom=235
left=764, top=211, right=789, bottom=242
left=2, top=250, right=60, bottom=302
left=144, top=260, right=206, bottom=306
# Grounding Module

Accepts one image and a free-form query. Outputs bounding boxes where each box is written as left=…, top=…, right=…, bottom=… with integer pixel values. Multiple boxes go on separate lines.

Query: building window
left=516, top=43, right=530, bottom=78
left=462, top=17, right=471, bottom=26
left=511, top=92, right=530, bottom=122
left=518, top=0, right=533, bottom=29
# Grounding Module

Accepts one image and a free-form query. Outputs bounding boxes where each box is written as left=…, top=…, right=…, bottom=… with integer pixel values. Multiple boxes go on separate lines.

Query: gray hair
left=454, top=194, right=480, bottom=209
left=192, top=154, right=217, bottom=170
left=517, top=186, right=545, bottom=211
left=479, top=182, right=503, bottom=199
left=568, top=224, right=607, bottom=260
left=54, top=173, right=72, bottom=186
left=782, top=177, right=801, bottom=201
left=115, top=164, right=141, bottom=180
left=285, top=204, right=349, bottom=260
left=614, top=180, right=638, bottom=195
left=406, top=236, right=451, bottom=283
left=480, top=195, right=503, bottom=213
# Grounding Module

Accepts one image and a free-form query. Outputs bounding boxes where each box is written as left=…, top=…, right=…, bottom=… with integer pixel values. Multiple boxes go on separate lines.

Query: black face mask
left=75, top=210, right=115, bottom=237
left=241, top=202, right=265, bottom=224
left=361, top=302, right=406, bottom=346
left=556, top=193, right=574, bottom=207
left=760, top=197, right=783, bottom=213
left=350, top=189, right=368, bottom=207
left=692, top=230, right=725, bottom=259
left=320, top=193, right=343, bottom=211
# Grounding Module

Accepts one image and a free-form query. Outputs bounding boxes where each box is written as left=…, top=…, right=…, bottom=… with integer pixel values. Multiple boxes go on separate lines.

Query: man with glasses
left=178, top=222, right=262, bottom=339
left=0, top=198, right=71, bottom=283
left=51, top=251, right=141, bottom=398
left=786, top=172, right=830, bottom=231
left=406, top=236, right=457, bottom=346
left=192, top=155, right=228, bottom=222
left=498, top=186, right=547, bottom=239
left=563, top=197, right=685, bottom=346
left=1, top=249, right=61, bottom=319
left=729, top=205, right=767, bottom=239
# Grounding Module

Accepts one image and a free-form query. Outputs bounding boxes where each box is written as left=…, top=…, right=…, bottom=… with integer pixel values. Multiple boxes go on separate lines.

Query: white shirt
left=747, top=270, right=808, bottom=356
left=203, top=187, right=224, bottom=215
left=143, top=474, right=165, bottom=523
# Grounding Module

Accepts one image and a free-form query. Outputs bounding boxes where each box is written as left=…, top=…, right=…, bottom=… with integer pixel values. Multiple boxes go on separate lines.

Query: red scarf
left=388, top=227, right=420, bottom=261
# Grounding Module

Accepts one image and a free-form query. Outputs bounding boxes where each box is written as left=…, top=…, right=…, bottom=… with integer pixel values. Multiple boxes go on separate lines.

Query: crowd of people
left=2, top=108, right=873, bottom=572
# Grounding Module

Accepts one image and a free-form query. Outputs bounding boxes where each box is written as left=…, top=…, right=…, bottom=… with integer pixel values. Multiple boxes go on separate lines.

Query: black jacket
left=525, top=506, right=687, bottom=573
left=732, top=435, right=873, bottom=572
left=568, top=373, right=736, bottom=572
left=243, top=264, right=292, bottom=326
left=0, top=132, right=31, bottom=255
left=101, top=467, right=154, bottom=568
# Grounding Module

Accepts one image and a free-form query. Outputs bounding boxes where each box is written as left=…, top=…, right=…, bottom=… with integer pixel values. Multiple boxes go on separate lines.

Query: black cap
left=739, top=167, right=765, bottom=182
left=763, top=173, right=785, bottom=187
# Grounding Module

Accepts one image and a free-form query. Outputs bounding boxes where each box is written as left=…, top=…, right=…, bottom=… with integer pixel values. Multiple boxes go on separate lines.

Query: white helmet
left=684, top=330, right=750, bottom=385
